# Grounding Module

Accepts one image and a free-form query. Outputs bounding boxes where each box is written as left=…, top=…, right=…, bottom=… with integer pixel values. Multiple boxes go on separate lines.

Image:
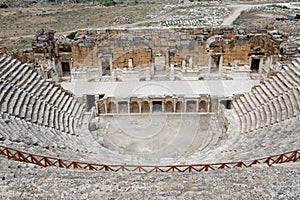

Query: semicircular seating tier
left=0, top=52, right=86, bottom=155
left=232, top=58, right=300, bottom=134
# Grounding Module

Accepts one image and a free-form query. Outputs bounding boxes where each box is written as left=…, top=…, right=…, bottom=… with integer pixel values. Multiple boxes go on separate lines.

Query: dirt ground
left=234, top=9, right=300, bottom=34
left=0, top=2, right=299, bottom=52
left=0, top=3, right=164, bottom=50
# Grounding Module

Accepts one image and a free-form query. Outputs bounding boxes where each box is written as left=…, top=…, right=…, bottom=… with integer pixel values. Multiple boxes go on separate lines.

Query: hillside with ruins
left=0, top=0, right=299, bottom=199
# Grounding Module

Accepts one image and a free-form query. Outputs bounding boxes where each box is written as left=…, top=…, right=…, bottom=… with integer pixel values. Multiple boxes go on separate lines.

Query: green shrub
left=0, top=4, right=8, bottom=9
left=66, top=32, right=77, bottom=40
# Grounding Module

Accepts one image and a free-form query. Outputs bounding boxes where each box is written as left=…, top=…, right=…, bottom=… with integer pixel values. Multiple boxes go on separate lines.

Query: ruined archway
left=107, top=101, right=116, bottom=113
left=130, top=101, right=139, bottom=113
left=165, top=101, right=173, bottom=113
left=199, top=100, right=208, bottom=112
left=141, top=101, right=150, bottom=113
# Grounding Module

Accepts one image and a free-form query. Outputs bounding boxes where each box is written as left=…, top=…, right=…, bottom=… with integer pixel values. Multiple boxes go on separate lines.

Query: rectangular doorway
left=152, top=101, right=162, bottom=112
left=186, top=100, right=197, bottom=112
left=251, top=58, right=260, bottom=73
left=61, top=62, right=70, bottom=76
left=154, top=54, right=165, bottom=71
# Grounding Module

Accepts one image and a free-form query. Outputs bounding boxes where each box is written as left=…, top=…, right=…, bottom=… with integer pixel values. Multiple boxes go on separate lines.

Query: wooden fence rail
left=0, top=145, right=299, bottom=173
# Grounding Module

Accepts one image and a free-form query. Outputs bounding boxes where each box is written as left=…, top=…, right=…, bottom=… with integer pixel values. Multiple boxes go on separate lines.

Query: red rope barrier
left=0, top=145, right=299, bottom=173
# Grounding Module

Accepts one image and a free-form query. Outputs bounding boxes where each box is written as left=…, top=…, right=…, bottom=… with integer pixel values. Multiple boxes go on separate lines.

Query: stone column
left=208, top=52, right=213, bottom=76
left=188, top=57, right=193, bottom=69
left=207, top=100, right=210, bottom=113
left=151, top=63, right=155, bottom=78
left=128, top=101, right=130, bottom=114
left=150, top=101, right=153, bottom=113
left=138, top=101, right=142, bottom=113
left=95, top=100, right=99, bottom=115
left=218, top=54, right=223, bottom=76
left=196, top=99, right=199, bottom=113
left=69, top=58, right=73, bottom=71
left=116, top=101, right=119, bottom=113
left=165, top=48, right=170, bottom=70
left=104, top=100, right=108, bottom=114
left=109, top=55, right=113, bottom=76
left=169, top=64, right=175, bottom=81
left=128, top=58, right=133, bottom=70
left=98, top=54, right=102, bottom=78
left=173, top=100, right=176, bottom=113
left=258, top=57, right=264, bottom=74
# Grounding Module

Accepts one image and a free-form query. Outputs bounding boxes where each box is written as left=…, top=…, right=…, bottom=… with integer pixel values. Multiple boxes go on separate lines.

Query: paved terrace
left=62, top=79, right=259, bottom=97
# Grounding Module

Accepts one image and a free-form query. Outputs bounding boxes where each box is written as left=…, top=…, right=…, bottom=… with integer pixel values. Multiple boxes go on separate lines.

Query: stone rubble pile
left=145, top=2, right=230, bottom=27
left=159, top=7, right=229, bottom=27
left=113, top=15, right=134, bottom=24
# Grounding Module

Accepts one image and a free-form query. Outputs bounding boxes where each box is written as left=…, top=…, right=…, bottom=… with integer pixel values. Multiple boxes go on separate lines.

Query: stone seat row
left=0, top=112, right=90, bottom=157
left=186, top=115, right=299, bottom=164
left=0, top=77, right=80, bottom=135
left=232, top=59, right=300, bottom=133
left=0, top=53, right=85, bottom=135
left=0, top=55, right=80, bottom=116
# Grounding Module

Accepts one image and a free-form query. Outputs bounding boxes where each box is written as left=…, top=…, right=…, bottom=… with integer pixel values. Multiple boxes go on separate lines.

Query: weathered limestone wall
left=71, top=27, right=280, bottom=70
left=223, top=35, right=277, bottom=66
left=71, top=44, right=98, bottom=68
left=32, top=28, right=285, bottom=79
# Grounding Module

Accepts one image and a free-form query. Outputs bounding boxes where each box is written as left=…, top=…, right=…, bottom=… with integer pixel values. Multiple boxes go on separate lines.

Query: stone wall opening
left=199, top=100, right=207, bottom=112
left=107, top=102, right=116, bottom=113
left=61, top=62, right=70, bottom=77
left=175, top=101, right=183, bottom=112
left=211, top=55, right=220, bottom=69
left=98, top=100, right=106, bottom=114
left=220, top=100, right=232, bottom=109
left=250, top=58, right=260, bottom=73
left=86, top=95, right=95, bottom=112
left=186, top=100, right=197, bottom=112
left=165, top=101, right=173, bottom=113
left=141, top=101, right=150, bottom=113
left=130, top=101, right=139, bottom=113
left=154, top=54, right=165, bottom=71
left=153, top=101, right=162, bottom=112
left=118, top=101, right=128, bottom=113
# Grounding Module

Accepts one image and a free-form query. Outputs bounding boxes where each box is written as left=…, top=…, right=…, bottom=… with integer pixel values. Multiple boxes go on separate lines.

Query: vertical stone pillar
left=70, top=58, right=73, bottom=71
left=150, top=101, right=153, bottom=113
left=151, top=63, right=155, bottom=78
left=98, top=53, right=102, bottom=78
left=219, top=54, right=223, bottom=76
left=104, top=100, right=108, bottom=114
left=208, top=52, right=212, bottom=76
left=138, top=101, right=142, bottom=113
left=207, top=100, right=210, bottom=113
left=116, top=101, right=119, bottom=114
left=165, top=48, right=170, bottom=70
left=173, top=101, right=176, bottom=112
left=109, top=55, right=113, bottom=76
left=169, top=64, right=175, bottom=80
left=258, top=57, right=264, bottom=74
left=196, top=99, right=199, bottom=113
left=95, top=100, right=99, bottom=115
left=128, top=58, right=133, bottom=70
left=249, top=56, right=252, bottom=68
left=128, top=101, right=130, bottom=114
